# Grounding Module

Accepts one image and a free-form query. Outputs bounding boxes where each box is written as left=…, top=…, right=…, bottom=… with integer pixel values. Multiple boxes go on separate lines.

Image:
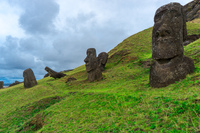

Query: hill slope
left=1, top=22, right=200, bottom=133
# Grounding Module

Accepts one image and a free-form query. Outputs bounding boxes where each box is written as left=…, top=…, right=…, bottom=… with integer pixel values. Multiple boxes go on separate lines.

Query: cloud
left=19, top=0, right=59, bottom=35
left=0, top=0, right=192, bottom=84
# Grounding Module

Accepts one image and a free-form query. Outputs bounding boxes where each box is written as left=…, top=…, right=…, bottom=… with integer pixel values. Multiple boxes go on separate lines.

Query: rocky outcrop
left=184, top=0, right=200, bottom=21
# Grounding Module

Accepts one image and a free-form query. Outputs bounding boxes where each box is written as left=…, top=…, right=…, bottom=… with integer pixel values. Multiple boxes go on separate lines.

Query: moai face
left=97, top=52, right=108, bottom=71
left=152, top=3, right=187, bottom=61
left=84, top=48, right=97, bottom=72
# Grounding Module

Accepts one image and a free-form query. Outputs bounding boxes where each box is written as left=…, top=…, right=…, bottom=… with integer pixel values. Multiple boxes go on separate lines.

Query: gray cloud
left=9, top=0, right=59, bottom=35
left=0, top=0, right=192, bottom=84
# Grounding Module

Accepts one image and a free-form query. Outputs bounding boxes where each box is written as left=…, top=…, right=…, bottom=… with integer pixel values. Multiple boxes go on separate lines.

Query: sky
left=0, top=0, right=192, bottom=84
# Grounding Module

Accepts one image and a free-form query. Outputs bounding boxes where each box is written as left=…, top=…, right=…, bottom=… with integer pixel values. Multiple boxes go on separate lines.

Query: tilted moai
left=150, top=3, right=195, bottom=88
left=97, top=52, right=108, bottom=71
left=45, top=66, right=66, bottom=79
left=23, top=68, right=37, bottom=88
left=84, top=48, right=102, bottom=82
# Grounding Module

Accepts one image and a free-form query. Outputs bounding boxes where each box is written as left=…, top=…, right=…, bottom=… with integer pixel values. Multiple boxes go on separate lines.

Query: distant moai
left=150, top=2, right=195, bottom=88
left=97, top=52, right=108, bottom=71
left=0, top=81, right=3, bottom=89
left=45, top=66, right=66, bottom=79
left=84, top=48, right=102, bottom=82
left=23, top=68, right=37, bottom=88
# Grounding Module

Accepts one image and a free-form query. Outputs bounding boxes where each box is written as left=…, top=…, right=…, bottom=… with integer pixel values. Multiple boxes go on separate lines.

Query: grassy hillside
left=0, top=21, right=200, bottom=132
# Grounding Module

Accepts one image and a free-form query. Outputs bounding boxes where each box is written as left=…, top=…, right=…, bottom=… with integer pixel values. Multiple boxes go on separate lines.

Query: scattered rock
left=65, top=77, right=77, bottom=83
left=23, top=68, right=37, bottom=88
left=9, top=81, right=22, bottom=87
left=150, top=3, right=194, bottom=88
left=45, top=66, right=66, bottom=79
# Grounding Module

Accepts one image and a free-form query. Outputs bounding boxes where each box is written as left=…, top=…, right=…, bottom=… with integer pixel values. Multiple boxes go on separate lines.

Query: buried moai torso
left=150, top=3, right=194, bottom=88
left=23, top=68, right=37, bottom=88
left=97, top=52, right=108, bottom=71
left=84, top=48, right=102, bottom=82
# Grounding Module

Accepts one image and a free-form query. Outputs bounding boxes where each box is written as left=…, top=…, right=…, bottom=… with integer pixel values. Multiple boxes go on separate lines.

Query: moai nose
left=156, top=28, right=171, bottom=38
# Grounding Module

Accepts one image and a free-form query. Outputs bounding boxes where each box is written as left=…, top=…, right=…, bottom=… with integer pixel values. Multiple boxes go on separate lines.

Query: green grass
left=0, top=21, right=200, bottom=132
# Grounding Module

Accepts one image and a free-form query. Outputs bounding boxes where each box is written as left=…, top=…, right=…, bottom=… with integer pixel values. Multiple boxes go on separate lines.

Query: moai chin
left=84, top=48, right=102, bottom=82
left=97, top=52, right=108, bottom=71
left=23, top=68, right=37, bottom=88
left=150, top=3, right=194, bottom=88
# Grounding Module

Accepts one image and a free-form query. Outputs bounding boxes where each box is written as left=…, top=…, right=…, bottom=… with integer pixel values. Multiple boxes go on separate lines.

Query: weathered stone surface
left=150, top=3, right=195, bottom=88
left=184, top=0, right=200, bottom=21
left=150, top=55, right=194, bottom=87
left=84, top=48, right=102, bottom=82
left=0, top=81, right=3, bottom=89
left=23, top=68, right=37, bottom=88
left=97, top=52, right=108, bottom=71
left=9, top=81, right=22, bottom=87
left=45, top=66, right=66, bottom=79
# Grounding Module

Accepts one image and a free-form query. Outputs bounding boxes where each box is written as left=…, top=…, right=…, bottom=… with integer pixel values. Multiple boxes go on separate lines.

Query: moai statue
left=45, top=66, right=66, bottom=79
left=84, top=48, right=102, bottom=82
left=150, top=3, right=195, bottom=88
left=97, top=52, right=108, bottom=71
left=23, top=68, right=37, bottom=88
left=0, top=81, right=3, bottom=89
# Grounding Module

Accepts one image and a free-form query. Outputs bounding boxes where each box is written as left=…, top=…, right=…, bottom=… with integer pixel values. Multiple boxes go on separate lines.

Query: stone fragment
left=23, top=68, right=37, bottom=88
left=97, top=52, right=108, bottom=71
left=45, top=66, right=66, bottom=79
left=84, top=48, right=102, bottom=82
left=150, top=3, right=195, bottom=88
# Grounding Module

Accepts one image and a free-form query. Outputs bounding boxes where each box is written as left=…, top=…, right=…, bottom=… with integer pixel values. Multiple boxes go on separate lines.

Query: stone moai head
left=150, top=2, right=194, bottom=88
left=152, top=2, right=187, bottom=61
left=84, top=48, right=102, bottom=82
left=84, top=48, right=98, bottom=72
left=97, top=52, right=108, bottom=71
left=23, top=68, right=37, bottom=88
